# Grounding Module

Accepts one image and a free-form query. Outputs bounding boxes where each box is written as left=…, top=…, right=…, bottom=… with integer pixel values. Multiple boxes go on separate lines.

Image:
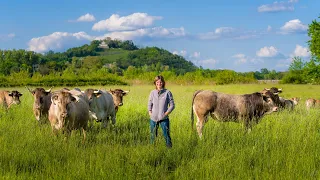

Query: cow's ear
left=8, top=93, right=13, bottom=97
left=71, top=95, right=79, bottom=102
left=25, top=86, right=33, bottom=94
left=51, top=95, right=58, bottom=105
left=122, top=90, right=130, bottom=96
left=19, top=93, right=23, bottom=96
left=109, top=89, right=115, bottom=94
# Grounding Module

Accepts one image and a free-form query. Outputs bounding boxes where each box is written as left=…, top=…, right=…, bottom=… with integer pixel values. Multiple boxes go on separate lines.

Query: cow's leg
left=243, top=119, right=252, bottom=133
left=111, top=112, right=116, bottom=125
left=102, top=117, right=109, bottom=128
left=195, top=110, right=208, bottom=139
left=51, top=127, right=58, bottom=136
left=82, top=128, right=86, bottom=144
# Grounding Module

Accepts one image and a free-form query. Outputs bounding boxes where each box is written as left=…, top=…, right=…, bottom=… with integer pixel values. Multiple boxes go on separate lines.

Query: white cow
left=84, top=89, right=116, bottom=128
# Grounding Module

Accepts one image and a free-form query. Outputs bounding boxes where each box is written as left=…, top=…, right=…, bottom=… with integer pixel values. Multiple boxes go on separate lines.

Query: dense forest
left=0, top=15, right=319, bottom=86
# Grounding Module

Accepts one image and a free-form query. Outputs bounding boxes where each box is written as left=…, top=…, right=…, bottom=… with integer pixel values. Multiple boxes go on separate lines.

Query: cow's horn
left=93, top=90, right=100, bottom=94
left=46, top=86, right=54, bottom=93
left=273, top=92, right=279, bottom=95
left=265, top=88, right=270, bottom=91
left=25, top=86, right=32, bottom=93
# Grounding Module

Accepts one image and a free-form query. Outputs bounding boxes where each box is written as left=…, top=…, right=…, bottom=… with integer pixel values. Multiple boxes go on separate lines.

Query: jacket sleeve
left=148, top=91, right=153, bottom=112
left=166, top=91, right=175, bottom=113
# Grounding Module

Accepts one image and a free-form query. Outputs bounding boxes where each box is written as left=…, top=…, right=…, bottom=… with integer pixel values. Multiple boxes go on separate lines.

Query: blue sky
left=0, top=0, right=318, bottom=72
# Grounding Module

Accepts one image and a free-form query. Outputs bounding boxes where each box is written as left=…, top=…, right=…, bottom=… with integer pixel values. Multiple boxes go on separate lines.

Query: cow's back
left=100, top=90, right=115, bottom=115
left=193, top=90, right=217, bottom=115
left=67, top=97, right=89, bottom=130
left=0, top=91, right=8, bottom=107
left=214, top=93, right=248, bottom=121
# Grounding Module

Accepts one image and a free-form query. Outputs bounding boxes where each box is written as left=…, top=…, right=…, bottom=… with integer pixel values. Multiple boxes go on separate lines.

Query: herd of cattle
left=0, top=87, right=129, bottom=142
left=1, top=86, right=320, bottom=141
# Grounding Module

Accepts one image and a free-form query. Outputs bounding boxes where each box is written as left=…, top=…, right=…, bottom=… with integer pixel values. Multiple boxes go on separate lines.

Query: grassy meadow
left=1, top=84, right=320, bottom=179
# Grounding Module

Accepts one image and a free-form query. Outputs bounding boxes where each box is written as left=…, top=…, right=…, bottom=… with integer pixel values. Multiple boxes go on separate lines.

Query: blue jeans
left=150, top=118, right=172, bottom=147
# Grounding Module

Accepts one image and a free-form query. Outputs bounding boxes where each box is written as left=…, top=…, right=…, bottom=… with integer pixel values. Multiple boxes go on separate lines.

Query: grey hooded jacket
left=148, top=89, right=175, bottom=122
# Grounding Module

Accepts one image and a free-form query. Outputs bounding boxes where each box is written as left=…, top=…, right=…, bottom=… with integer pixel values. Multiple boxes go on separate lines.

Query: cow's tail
left=191, top=90, right=203, bottom=130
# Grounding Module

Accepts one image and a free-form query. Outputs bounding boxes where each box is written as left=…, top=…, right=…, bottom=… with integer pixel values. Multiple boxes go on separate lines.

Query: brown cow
left=0, top=90, right=23, bottom=109
left=191, top=90, right=278, bottom=138
left=26, top=86, right=53, bottom=122
left=109, top=89, right=129, bottom=113
left=306, top=98, right=320, bottom=109
left=48, top=91, right=89, bottom=142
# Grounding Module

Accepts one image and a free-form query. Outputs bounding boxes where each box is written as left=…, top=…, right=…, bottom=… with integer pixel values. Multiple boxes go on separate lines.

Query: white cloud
left=215, top=27, right=234, bottom=34
left=28, top=32, right=93, bottom=53
left=280, top=19, right=308, bottom=34
left=232, top=54, right=248, bottom=64
left=198, top=27, right=235, bottom=40
left=76, top=13, right=96, bottom=22
left=8, top=33, right=15, bottom=38
left=92, top=13, right=162, bottom=31
left=95, top=26, right=186, bottom=40
left=198, top=27, right=259, bottom=40
left=257, top=1, right=295, bottom=13
left=172, top=50, right=187, bottom=57
left=267, top=25, right=272, bottom=32
left=172, top=50, right=200, bottom=59
left=291, top=44, right=310, bottom=57
left=198, top=58, right=219, bottom=68
left=256, top=46, right=279, bottom=57
left=0, top=33, right=15, bottom=40
left=172, top=51, right=179, bottom=55
left=191, top=52, right=201, bottom=58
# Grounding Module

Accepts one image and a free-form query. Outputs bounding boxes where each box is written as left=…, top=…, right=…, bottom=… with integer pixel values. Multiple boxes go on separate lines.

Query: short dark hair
left=154, top=75, right=166, bottom=88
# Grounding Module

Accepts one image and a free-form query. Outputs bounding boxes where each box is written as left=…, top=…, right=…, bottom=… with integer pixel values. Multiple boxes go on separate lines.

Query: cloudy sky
left=0, top=0, right=318, bottom=72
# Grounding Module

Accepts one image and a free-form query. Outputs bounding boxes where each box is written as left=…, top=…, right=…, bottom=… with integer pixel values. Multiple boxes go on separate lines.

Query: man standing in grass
left=148, top=75, right=175, bottom=148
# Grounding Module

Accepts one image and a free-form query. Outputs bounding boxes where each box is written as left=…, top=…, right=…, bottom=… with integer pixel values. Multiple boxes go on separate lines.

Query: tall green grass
left=1, top=84, right=320, bottom=179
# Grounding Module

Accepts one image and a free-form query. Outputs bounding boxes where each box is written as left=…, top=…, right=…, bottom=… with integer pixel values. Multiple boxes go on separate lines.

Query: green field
left=1, top=84, right=320, bottom=179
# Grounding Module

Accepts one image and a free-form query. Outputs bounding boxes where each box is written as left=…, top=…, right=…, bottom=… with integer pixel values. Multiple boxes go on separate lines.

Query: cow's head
left=263, top=87, right=282, bottom=94
left=84, top=89, right=102, bottom=103
left=26, top=86, right=53, bottom=121
left=109, top=89, right=129, bottom=108
left=291, top=97, right=300, bottom=105
left=8, top=90, right=23, bottom=105
left=51, top=91, right=79, bottom=122
left=260, top=91, right=279, bottom=113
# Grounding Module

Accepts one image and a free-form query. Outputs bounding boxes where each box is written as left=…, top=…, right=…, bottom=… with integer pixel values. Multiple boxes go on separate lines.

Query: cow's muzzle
left=272, top=107, right=278, bottom=112
left=61, top=112, right=68, bottom=118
